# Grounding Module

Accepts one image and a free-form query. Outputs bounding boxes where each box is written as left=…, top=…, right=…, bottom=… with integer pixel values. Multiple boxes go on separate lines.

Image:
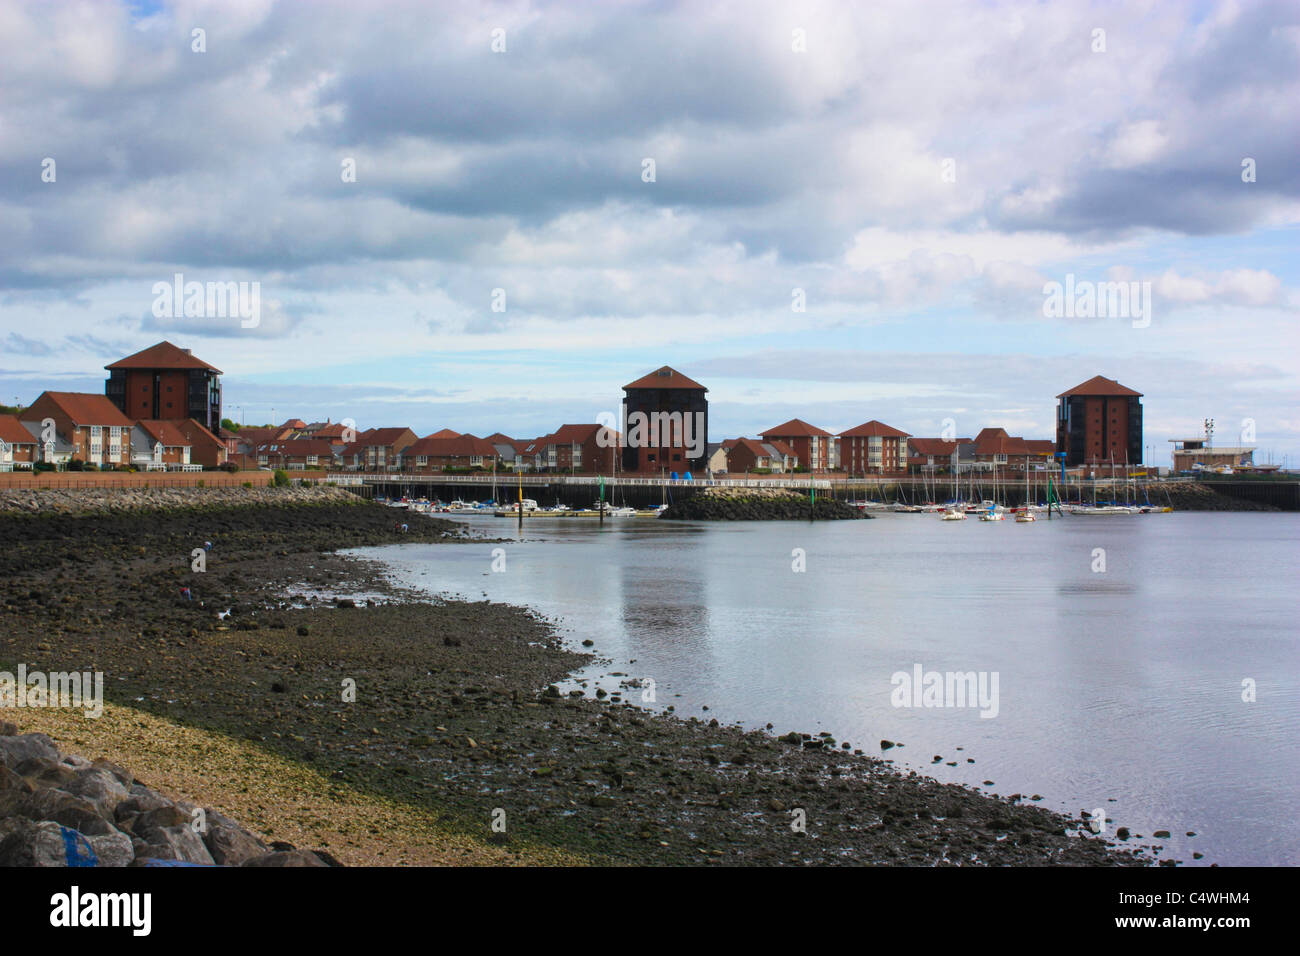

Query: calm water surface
left=355, top=511, right=1299, bottom=866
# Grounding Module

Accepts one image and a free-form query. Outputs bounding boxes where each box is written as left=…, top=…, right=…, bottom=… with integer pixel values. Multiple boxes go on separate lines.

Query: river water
left=355, top=511, right=1299, bottom=866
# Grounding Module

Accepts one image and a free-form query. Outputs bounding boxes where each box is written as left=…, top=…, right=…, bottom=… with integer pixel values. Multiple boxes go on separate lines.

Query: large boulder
left=241, top=849, right=329, bottom=867
left=65, top=768, right=130, bottom=818
left=131, top=821, right=215, bottom=865
left=0, top=734, right=59, bottom=768
left=204, top=823, right=269, bottom=866
left=0, top=820, right=99, bottom=867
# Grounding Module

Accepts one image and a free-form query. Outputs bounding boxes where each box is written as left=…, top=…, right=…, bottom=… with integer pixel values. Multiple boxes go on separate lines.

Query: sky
left=1, top=0, right=1297, bottom=466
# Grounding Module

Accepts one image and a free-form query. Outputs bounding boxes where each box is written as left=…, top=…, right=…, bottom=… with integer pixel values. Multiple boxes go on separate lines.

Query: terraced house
left=401, top=434, right=500, bottom=473
left=339, top=427, right=416, bottom=472
left=254, top=438, right=336, bottom=470
left=21, top=392, right=134, bottom=468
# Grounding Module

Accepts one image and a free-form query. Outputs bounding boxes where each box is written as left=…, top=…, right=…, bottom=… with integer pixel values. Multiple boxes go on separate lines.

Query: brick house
left=533, top=424, right=620, bottom=474
left=906, top=437, right=971, bottom=474
left=838, top=420, right=910, bottom=476
left=760, top=419, right=837, bottom=472
left=401, top=434, right=501, bottom=472
left=22, top=392, right=135, bottom=469
left=0, top=415, right=37, bottom=470
left=722, top=437, right=796, bottom=473
left=339, top=427, right=416, bottom=471
left=254, top=438, right=336, bottom=470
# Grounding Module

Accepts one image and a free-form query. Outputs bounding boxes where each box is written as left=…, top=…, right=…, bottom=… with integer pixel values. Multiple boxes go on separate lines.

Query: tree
left=220, top=418, right=240, bottom=432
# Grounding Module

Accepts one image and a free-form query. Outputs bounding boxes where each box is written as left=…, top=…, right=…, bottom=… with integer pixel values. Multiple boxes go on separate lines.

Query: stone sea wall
left=661, top=486, right=865, bottom=520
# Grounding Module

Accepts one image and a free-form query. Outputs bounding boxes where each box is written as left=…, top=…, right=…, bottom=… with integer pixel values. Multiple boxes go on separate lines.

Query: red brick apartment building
left=1056, top=375, right=1143, bottom=467
left=0, top=415, right=37, bottom=470
left=760, top=419, right=836, bottom=472
left=23, top=392, right=135, bottom=468
left=104, top=341, right=223, bottom=433
left=838, top=420, right=910, bottom=476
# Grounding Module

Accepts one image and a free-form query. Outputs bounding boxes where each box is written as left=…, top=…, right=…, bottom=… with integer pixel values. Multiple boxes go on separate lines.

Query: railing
left=324, top=473, right=834, bottom=489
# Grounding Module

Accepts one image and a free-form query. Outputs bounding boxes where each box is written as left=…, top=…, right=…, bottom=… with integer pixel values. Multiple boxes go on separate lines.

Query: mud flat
left=0, top=487, right=1147, bottom=865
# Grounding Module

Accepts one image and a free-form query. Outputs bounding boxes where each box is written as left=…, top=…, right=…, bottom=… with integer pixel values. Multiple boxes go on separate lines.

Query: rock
left=65, top=768, right=130, bottom=818
left=0, top=820, right=100, bottom=867
left=880, top=739, right=895, bottom=750
left=203, top=824, right=269, bottom=866
left=131, top=804, right=192, bottom=833
left=91, top=759, right=133, bottom=788
left=0, top=733, right=60, bottom=768
left=1153, top=830, right=1171, bottom=838
left=0, top=721, right=19, bottom=736
left=5, top=788, right=117, bottom=836
left=133, top=823, right=214, bottom=865
left=11, top=756, right=79, bottom=790
left=86, top=829, right=135, bottom=867
left=241, top=849, right=329, bottom=867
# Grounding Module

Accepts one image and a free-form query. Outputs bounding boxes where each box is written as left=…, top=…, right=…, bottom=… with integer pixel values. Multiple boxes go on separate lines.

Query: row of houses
left=0, top=392, right=227, bottom=471
left=700, top=420, right=1057, bottom=476
left=229, top=422, right=619, bottom=474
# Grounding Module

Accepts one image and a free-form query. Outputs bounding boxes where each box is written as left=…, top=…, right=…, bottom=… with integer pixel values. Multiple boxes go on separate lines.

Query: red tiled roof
left=727, top=438, right=771, bottom=457
left=28, top=392, right=134, bottom=427
left=1023, top=439, right=1057, bottom=455
left=405, top=435, right=500, bottom=458
left=839, top=419, right=910, bottom=438
left=0, top=414, right=35, bottom=444
left=1057, top=375, right=1142, bottom=398
left=908, top=437, right=970, bottom=455
left=547, top=423, right=606, bottom=444
left=428, top=428, right=461, bottom=439
left=255, top=438, right=335, bottom=457
left=623, top=366, right=707, bottom=391
left=766, top=439, right=796, bottom=457
left=311, top=423, right=348, bottom=440
left=761, top=418, right=831, bottom=438
left=136, top=420, right=194, bottom=447
left=105, top=341, right=222, bottom=373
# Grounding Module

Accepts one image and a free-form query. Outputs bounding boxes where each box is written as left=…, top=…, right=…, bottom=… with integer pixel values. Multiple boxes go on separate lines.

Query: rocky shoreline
left=662, top=486, right=866, bottom=520
left=0, top=487, right=1151, bottom=866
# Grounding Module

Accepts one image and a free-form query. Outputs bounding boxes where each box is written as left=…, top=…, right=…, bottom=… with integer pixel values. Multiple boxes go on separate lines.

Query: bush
left=273, top=469, right=290, bottom=487
left=67, top=459, right=84, bottom=472
left=196, top=479, right=205, bottom=488
left=34, top=462, right=56, bottom=472
left=242, top=481, right=252, bottom=489
left=221, top=462, right=240, bottom=473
